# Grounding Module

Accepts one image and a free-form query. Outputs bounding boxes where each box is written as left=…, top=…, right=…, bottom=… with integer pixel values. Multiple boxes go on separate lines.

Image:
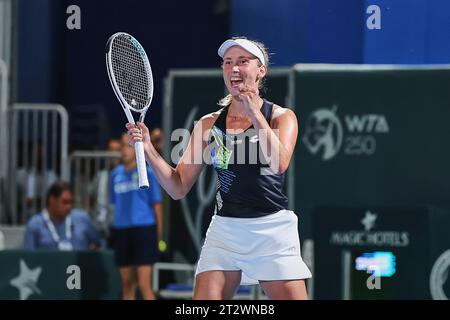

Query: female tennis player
left=127, top=37, right=312, bottom=300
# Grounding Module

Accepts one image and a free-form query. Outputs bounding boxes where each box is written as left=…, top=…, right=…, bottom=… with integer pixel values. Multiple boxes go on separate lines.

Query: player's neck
left=229, top=101, right=245, bottom=116
left=229, top=97, right=263, bottom=116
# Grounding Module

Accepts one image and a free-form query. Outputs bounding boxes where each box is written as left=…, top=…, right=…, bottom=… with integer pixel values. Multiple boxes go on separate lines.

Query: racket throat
left=138, top=110, right=147, bottom=124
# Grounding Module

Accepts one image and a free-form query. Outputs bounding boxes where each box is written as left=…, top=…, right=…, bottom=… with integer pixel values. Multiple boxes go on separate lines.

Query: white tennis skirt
left=195, top=209, right=312, bottom=285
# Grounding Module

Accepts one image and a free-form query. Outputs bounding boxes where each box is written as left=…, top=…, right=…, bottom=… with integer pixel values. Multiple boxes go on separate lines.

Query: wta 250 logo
left=302, top=105, right=389, bottom=161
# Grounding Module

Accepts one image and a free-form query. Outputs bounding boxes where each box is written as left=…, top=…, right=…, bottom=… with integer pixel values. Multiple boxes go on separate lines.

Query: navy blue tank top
left=208, top=99, right=289, bottom=218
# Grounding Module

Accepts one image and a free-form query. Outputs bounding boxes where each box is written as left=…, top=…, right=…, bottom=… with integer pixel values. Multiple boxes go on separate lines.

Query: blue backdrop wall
left=231, top=0, right=450, bottom=66
left=16, top=0, right=450, bottom=147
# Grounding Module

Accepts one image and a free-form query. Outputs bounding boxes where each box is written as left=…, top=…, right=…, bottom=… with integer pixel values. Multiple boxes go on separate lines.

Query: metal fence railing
left=0, top=225, right=25, bottom=249
left=0, top=0, right=14, bottom=224
left=68, top=151, right=120, bottom=224
left=0, top=0, right=12, bottom=68
left=7, top=104, right=68, bottom=225
left=0, top=58, right=8, bottom=224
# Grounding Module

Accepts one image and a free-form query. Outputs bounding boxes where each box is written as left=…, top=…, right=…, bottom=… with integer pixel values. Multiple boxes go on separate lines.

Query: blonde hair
left=218, top=37, right=270, bottom=107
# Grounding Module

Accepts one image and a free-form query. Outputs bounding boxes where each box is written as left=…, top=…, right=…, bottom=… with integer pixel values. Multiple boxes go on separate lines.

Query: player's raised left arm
left=255, top=106, right=298, bottom=174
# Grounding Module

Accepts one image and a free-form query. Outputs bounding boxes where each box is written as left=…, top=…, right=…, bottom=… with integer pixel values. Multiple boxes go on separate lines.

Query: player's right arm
left=127, top=112, right=218, bottom=200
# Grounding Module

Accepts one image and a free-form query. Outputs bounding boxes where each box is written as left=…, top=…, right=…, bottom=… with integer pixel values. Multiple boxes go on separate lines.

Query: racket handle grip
left=135, top=141, right=149, bottom=189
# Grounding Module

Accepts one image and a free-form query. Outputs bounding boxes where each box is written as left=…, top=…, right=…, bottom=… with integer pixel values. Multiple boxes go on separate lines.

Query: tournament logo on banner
left=10, top=259, right=42, bottom=300
left=430, top=249, right=450, bottom=300
left=302, top=105, right=389, bottom=161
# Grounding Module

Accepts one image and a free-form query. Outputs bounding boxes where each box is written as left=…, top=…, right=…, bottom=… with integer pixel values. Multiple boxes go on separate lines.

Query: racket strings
left=110, top=35, right=152, bottom=111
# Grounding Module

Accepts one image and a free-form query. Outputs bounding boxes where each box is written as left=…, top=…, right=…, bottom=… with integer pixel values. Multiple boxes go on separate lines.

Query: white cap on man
left=218, top=38, right=266, bottom=66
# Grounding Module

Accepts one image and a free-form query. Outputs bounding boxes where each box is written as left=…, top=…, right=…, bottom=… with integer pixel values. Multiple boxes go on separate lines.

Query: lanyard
left=42, top=209, right=72, bottom=244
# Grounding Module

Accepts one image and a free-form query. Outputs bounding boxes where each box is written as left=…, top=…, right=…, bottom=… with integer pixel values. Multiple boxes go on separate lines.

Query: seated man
left=23, top=181, right=101, bottom=251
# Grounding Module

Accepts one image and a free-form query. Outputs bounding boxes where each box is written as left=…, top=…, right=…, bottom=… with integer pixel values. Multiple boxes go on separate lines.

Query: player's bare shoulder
left=270, top=104, right=298, bottom=127
left=197, top=109, right=222, bottom=132
left=199, top=109, right=221, bottom=125
left=190, top=109, right=222, bottom=146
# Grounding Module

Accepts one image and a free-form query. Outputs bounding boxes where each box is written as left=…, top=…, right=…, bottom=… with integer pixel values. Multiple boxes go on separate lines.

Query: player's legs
left=119, top=266, right=137, bottom=300
left=193, top=270, right=242, bottom=300
left=259, top=279, right=308, bottom=300
left=136, top=265, right=156, bottom=300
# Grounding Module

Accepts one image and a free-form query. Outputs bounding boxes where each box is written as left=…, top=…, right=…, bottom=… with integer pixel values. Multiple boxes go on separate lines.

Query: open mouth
left=230, top=77, right=243, bottom=88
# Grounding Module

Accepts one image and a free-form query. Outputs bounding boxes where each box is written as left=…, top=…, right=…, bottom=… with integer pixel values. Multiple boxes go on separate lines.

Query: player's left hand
left=238, top=84, right=260, bottom=117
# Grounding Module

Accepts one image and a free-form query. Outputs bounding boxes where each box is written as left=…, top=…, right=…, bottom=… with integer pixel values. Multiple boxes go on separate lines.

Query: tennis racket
left=106, top=32, right=153, bottom=189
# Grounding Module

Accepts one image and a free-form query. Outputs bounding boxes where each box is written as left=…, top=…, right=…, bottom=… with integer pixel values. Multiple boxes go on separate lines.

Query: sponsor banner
left=313, top=206, right=450, bottom=299
left=0, top=250, right=120, bottom=299
left=293, top=67, right=450, bottom=239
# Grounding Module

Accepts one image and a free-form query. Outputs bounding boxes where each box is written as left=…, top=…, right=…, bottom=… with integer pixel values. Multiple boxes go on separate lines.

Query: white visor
left=218, top=38, right=266, bottom=66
